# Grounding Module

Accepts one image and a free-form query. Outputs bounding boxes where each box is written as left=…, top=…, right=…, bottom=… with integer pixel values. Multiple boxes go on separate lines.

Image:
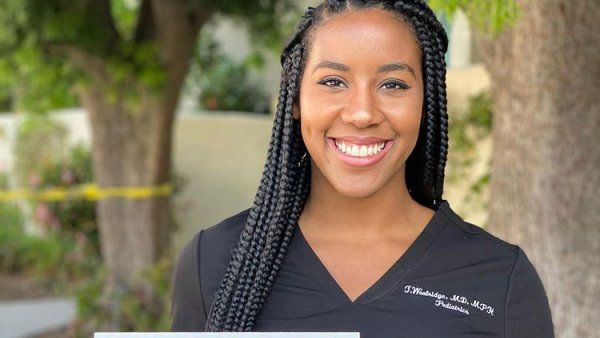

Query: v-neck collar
left=294, top=199, right=450, bottom=305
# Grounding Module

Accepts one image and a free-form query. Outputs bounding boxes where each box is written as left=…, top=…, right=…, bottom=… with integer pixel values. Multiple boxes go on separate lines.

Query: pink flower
left=29, top=173, right=42, bottom=187
left=61, top=169, right=76, bottom=185
left=75, top=232, right=87, bottom=247
left=206, top=96, right=218, bottom=110
left=34, top=203, right=60, bottom=230
left=34, top=203, right=52, bottom=223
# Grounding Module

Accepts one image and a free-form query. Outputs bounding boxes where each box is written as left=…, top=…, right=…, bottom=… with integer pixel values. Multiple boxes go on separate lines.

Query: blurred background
left=0, top=1, right=597, bottom=337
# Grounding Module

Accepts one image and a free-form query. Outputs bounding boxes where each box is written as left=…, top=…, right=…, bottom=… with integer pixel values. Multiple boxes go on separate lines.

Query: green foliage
left=0, top=0, right=299, bottom=113
left=101, top=41, right=166, bottom=110
left=24, top=1, right=116, bottom=56
left=0, top=171, right=8, bottom=190
left=2, top=134, right=99, bottom=291
left=0, top=94, right=11, bottom=112
left=197, top=0, right=301, bottom=53
left=0, top=199, right=100, bottom=292
left=31, top=142, right=99, bottom=255
left=188, top=33, right=271, bottom=114
left=447, top=91, right=493, bottom=216
left=0, top=0, right=27, bottom=53
left=449, top=92, right=492, bottom=153
left=0, top=0, right=160, bottom=113
left=121, top=42, right=165, bottom=90
left=0, top=40, right=79, bottom=113
left=13, top=113, right=69, bottom=187
left=74, top=257, right=174, bottom=336
left=110, top=0, right=141, bottom=40
left=2, top=140, right=183, bottom=332
left=0, top=199, right=27, bottom=272
left=0, top=0, right=24, bottom=110
left=428, top=0, right=520, bottom=34
left=6, top=113, right=99, bottom=290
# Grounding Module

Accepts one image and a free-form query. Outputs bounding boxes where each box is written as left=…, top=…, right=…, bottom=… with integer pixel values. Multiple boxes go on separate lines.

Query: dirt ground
left=30, top=328, right=71, bottom=338
left=0, top=273, right=51, bottom=300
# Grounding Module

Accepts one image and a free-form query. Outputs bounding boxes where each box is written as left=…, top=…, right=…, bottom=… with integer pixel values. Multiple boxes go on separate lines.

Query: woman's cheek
left=301, top=95, right=346, bottom=121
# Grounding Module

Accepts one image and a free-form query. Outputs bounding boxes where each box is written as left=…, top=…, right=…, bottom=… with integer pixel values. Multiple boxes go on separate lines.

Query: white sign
left=95, top=333, right=360, bottom=338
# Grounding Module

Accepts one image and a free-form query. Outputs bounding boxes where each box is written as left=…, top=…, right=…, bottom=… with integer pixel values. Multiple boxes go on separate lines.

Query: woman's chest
left=252, top=240, right=507, bottom=338
left=255, top=272, right=506, bottom=338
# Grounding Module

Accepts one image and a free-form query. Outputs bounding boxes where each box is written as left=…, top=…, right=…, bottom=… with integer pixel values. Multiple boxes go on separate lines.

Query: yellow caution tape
left=0, top=183, right=173, bottom=202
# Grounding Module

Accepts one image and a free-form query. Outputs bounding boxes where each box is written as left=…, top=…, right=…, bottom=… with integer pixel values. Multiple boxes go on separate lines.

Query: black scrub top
left=171, top=200, right=555, bottom=337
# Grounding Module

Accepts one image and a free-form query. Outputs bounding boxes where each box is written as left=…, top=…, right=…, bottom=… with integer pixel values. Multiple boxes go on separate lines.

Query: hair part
left=205, top=0, right=449, bottom=331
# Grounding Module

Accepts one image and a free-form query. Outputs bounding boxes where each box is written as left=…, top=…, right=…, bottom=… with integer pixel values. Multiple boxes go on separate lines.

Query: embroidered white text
left=404, top=284, right=495, bottom=317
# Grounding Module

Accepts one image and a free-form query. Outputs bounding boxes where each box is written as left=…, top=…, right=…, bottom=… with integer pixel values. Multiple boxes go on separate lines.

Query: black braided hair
left=205, top=0, right=449, bottom=331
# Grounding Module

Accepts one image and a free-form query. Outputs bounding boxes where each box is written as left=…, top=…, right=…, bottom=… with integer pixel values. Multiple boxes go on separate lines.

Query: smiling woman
left=171, top=1, right=555, bottom=337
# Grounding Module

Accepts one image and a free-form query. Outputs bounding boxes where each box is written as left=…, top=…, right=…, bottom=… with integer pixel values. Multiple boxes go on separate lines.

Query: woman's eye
left=317, top=78, right=346, bottom=88
left=381, top=81, right=411, bottom=90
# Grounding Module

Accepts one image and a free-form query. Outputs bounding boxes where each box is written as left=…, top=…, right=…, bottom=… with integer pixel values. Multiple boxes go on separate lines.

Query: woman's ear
left=292, top=104, right=300, bottom=120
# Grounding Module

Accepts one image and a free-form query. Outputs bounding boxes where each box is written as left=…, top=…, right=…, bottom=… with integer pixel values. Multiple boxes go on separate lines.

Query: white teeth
left=360, top=145, right=368, bottom=156
left=334, top=139, right=386, bottom=157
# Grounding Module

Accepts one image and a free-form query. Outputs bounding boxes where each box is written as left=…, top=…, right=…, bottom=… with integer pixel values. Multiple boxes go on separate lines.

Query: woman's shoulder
left=177, top=208, right=251, bottom=268
left=171, top=207, right=252, bottom=329
left=438, top=200, right=520, bottom=258
left=201, top=207, right=252, bottom=245
left=436, top=201, right=554, bottom=335
left=177, top=207, right=251, bottom=261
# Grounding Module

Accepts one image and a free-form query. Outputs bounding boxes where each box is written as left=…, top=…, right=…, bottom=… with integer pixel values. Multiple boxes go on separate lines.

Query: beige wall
left=171, top=112, right=273, bottom=250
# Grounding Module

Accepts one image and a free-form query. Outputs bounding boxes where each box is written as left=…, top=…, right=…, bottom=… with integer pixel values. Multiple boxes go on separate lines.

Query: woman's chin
left=332, top=181, right=383, bottom=200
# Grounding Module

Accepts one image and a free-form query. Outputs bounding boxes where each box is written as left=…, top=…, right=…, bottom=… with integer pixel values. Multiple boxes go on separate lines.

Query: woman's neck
left=299, top=167, right=432, bottom=241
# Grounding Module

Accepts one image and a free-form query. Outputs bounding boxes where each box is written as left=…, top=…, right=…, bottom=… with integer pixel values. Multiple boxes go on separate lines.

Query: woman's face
left=295, top=7, right=424, bottom=199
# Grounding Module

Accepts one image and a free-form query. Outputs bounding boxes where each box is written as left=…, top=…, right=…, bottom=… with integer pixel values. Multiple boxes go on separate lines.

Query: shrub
left=9, top=116, right=99, bottom=291
left=74, top=256, right=173, bottom=336
left=0, top=200, right=27, bottom=272
left=187, top=33, right=271, bottom=114
left=30, top=142, right=99, bottom=255
left=447, top=91, right=494, bottom=218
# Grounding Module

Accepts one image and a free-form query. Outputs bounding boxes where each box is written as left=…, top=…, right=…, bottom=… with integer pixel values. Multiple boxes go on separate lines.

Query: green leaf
left=428, top=0, right=520, bottom=34
left=111, top=0, right=141, bottom=40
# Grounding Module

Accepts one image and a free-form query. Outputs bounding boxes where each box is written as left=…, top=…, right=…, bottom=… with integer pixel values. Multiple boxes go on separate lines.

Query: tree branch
left=46, top=43, right=110, bottom=83
left=91, top=0, right=122, bottom=49
left=150, top=0, right=210, bottom=65
left=188, top=2, right=213, bottom=33
left=149, top=0, right=212, bottom=109
left=134, top=0, right=156, bottom=42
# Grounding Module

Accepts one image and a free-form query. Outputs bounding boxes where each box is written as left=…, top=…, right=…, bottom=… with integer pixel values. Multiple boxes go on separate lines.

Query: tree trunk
left=57, top=3, right=210, bottom=322
left=475, top=1, right=600, bottom=336
left=79, top=87, right=175, bottom=306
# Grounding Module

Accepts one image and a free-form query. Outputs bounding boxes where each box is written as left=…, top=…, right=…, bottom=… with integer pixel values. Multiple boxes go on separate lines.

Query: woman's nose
left=340, top=86, right=384, bottom=128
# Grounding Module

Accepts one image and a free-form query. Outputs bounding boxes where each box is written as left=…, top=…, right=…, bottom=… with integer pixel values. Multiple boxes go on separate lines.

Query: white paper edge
left=95, top=333, right=360, bottom=338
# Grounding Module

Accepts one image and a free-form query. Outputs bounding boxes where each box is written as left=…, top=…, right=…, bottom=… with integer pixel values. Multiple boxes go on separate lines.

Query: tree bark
left=79, top=87, right=173, bottom=296
left=475, top=1, right=600, bottom=336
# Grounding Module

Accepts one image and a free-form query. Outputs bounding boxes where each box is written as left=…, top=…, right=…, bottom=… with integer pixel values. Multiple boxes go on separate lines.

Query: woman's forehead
left=306, top=8, right=421, bottom=70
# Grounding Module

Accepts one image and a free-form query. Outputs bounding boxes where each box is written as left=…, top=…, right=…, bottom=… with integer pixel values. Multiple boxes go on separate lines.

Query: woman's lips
left=327, top=137, right=393, bottom=167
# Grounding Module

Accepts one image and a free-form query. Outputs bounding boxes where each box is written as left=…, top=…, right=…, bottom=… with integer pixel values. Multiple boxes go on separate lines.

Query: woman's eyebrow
left=312, top=61, right=350, bottom=74
left=312, top=60, right=416, bottom=79
left=378, top=62, right=416, bottom=79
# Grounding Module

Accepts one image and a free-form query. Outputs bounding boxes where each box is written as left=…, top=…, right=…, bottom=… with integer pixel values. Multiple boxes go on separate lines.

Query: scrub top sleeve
left=504, top=245, right=555, bottom=338
left=171, top=230, right=207, bottom=331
